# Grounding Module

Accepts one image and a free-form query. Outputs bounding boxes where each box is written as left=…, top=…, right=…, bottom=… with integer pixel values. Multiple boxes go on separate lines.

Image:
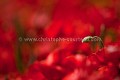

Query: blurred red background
left=0, top=0, right=120, bottom=80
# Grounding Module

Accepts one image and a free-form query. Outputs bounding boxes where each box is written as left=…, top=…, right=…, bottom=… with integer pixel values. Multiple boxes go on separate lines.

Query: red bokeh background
left=0, top=0, right=120, bottom=80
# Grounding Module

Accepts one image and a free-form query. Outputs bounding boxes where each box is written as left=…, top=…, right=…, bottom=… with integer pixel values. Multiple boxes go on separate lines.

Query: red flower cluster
left=0, top=0, right=120, bottom=80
